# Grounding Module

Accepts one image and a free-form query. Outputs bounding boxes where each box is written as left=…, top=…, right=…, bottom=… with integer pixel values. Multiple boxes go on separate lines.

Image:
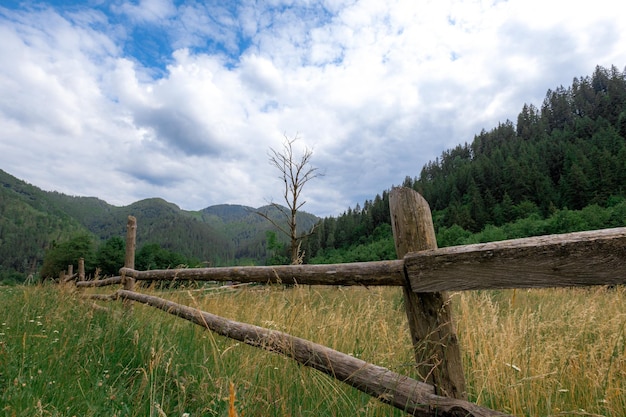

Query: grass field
left=1, top=283, right=624, bottom=416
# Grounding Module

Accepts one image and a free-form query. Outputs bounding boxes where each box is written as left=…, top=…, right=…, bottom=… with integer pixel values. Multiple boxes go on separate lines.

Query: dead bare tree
left=260, top=135, right=322, bottom=264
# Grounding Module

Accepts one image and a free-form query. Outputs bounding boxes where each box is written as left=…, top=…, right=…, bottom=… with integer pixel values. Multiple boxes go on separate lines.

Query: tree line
left=303, top=65, right=626, bottom=263
left=39, top=234, right=201, bottom=280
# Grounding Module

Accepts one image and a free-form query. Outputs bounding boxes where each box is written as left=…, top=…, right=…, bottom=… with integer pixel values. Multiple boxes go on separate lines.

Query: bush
left=502, top=214, right=548, bottom=239
left=437, top=224, right=472, bottom=247
left=40, top=234, right=96, bottom=279
left=95, top=236, right=126, bottom=276
left=466, top=224, right=508, bottom=244
left=546, top=210, right=588, bottom=234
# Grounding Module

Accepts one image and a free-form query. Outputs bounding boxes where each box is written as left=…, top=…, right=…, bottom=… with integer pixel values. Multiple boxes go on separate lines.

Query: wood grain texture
left=119, top=260, right=406, bottom=286
left=116, top=225, right=626, bottom=292
left=405, top=227, right=626, bottom=292
left=123, top=215, right=137, bottom=293
left=76, top=276, right=122, bottom=287
left=389, top=187, right=467, bottom=399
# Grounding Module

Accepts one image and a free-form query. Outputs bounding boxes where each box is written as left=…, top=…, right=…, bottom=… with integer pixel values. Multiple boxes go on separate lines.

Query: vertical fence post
left=389, top=187, right=466, bottom=399
left=123, top=215, right=137, bottom=294
left=78, top=257, right=85, bottom=282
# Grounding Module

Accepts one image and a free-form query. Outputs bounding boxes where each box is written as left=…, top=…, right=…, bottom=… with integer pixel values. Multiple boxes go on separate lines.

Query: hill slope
left=0, top=170, right=319, bottom=280
left=200, top=203, right=320, bottom=261
left=304, top=64, right=626, bottom=261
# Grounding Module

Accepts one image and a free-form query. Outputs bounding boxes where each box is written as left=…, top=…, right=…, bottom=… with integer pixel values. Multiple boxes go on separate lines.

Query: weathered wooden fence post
left=60, top=264, right=73, bottom=284
left=78, top=257, right=85, bottom=282
left=389, top=187, right=467, bottom=399
left=122, top=215, right=137, bottom=295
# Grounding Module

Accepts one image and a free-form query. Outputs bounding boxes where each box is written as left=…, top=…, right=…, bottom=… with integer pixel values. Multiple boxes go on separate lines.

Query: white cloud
left=1, top=0, right=625, bottom=217
left=114, top=0, right=176, bottom=23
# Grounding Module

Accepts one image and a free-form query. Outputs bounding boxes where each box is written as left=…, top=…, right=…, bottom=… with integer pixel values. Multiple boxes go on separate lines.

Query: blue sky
left=1, top=0, right=625, bottom=217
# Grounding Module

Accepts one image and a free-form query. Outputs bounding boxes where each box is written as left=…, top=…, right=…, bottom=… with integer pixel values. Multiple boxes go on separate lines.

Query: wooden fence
left=75, top=187, right=626, bottom=416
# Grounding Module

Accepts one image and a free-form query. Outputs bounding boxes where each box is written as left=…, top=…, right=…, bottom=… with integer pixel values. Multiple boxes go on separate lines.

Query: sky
left=1, top=0, right=625, bottom=217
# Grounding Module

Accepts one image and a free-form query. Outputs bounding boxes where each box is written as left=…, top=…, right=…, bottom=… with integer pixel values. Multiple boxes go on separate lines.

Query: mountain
left=412, top=65, right=626, bottom=232
left=199, top=203, right=320, bottom=261
left=0, top=170, right=319, bottom=280
left=0, top=172, right=88, bottom=279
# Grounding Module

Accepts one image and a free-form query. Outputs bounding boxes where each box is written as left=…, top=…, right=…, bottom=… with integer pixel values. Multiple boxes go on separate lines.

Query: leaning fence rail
left=75, top=187, right=626, bottom=416
left=109, top=289, right=509, bottom=417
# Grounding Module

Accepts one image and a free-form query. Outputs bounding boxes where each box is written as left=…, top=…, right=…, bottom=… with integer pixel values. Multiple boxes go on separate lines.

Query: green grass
left=1, top=284, right=624, bottom=416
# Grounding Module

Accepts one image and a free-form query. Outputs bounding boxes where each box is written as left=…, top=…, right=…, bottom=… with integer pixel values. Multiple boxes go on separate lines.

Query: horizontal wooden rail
left=119, top=260, right=406, bottom=286
left=405, top=227, right=626, bottom=292
left=76, top=276, right=122, bottom=288
left=117, top=227, right=626, bottom=292
left=115, top=289, right=511, bottom=417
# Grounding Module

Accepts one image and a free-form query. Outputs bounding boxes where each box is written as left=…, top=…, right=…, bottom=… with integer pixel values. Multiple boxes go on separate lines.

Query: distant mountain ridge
left=199, top=203, right=319, bottom=261
left=0, top=169, right=319, bottom=278
left=201, top=204, right=254, bottom=222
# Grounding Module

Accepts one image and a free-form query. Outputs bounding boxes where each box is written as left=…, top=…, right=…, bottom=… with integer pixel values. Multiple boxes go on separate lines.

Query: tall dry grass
left=163, top=283, right=626, bottom=416
left=1, top=283, right=624, bottom=416
left=167, top=284, right=417, bottom=416
left=456, top=287, right=626, bottom=416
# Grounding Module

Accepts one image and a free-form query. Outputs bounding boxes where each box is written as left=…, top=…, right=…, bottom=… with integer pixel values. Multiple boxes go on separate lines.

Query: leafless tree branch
left=264, top=134, right=323, bottom=264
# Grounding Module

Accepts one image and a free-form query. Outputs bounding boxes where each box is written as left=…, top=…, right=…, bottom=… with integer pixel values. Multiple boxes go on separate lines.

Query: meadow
left=0, top=283, right=624, bottom=416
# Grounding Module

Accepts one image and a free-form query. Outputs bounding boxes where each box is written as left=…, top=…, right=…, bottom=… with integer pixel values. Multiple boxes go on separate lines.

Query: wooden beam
left=122, top=215, right=137, bottom=292
left=76, top=276, right=122, bottom=288
left=389, top=187, right=467, bottom=399
left=116, top=226, right=626, bottom=292
left=405, top=227, right=626, bottom=292
left=116, top=289, right=511, bottom=417
left=78, top=257, right=85, bottom=281
left=122, top=215, right=137, bottom=309
left=119, top=260, right=406, bottom=287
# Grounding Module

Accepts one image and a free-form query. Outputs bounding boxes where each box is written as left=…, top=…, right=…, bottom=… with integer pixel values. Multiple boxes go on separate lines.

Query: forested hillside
left=0, top=175, right=88, bottom=281
left=304, top=65, right=626, bottom=262
left=0, top=171, right=318, bottom=282
left=199, top=204, right=319, bottom=263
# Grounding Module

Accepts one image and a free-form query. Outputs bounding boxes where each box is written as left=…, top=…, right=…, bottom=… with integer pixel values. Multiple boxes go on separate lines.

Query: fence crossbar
left=119, top=260, right=406, bottom=286
left=115, top=226, right=626, bottom=292
left=113, top=289, right=511, bottom=417
left=404, top=227, right=626, bottom=292
left=76, top=276, right=122, bottom=288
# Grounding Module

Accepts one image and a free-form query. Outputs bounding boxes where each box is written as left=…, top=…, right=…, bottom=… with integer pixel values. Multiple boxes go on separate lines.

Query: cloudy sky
left=1, top=0, right=625, bottom=217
